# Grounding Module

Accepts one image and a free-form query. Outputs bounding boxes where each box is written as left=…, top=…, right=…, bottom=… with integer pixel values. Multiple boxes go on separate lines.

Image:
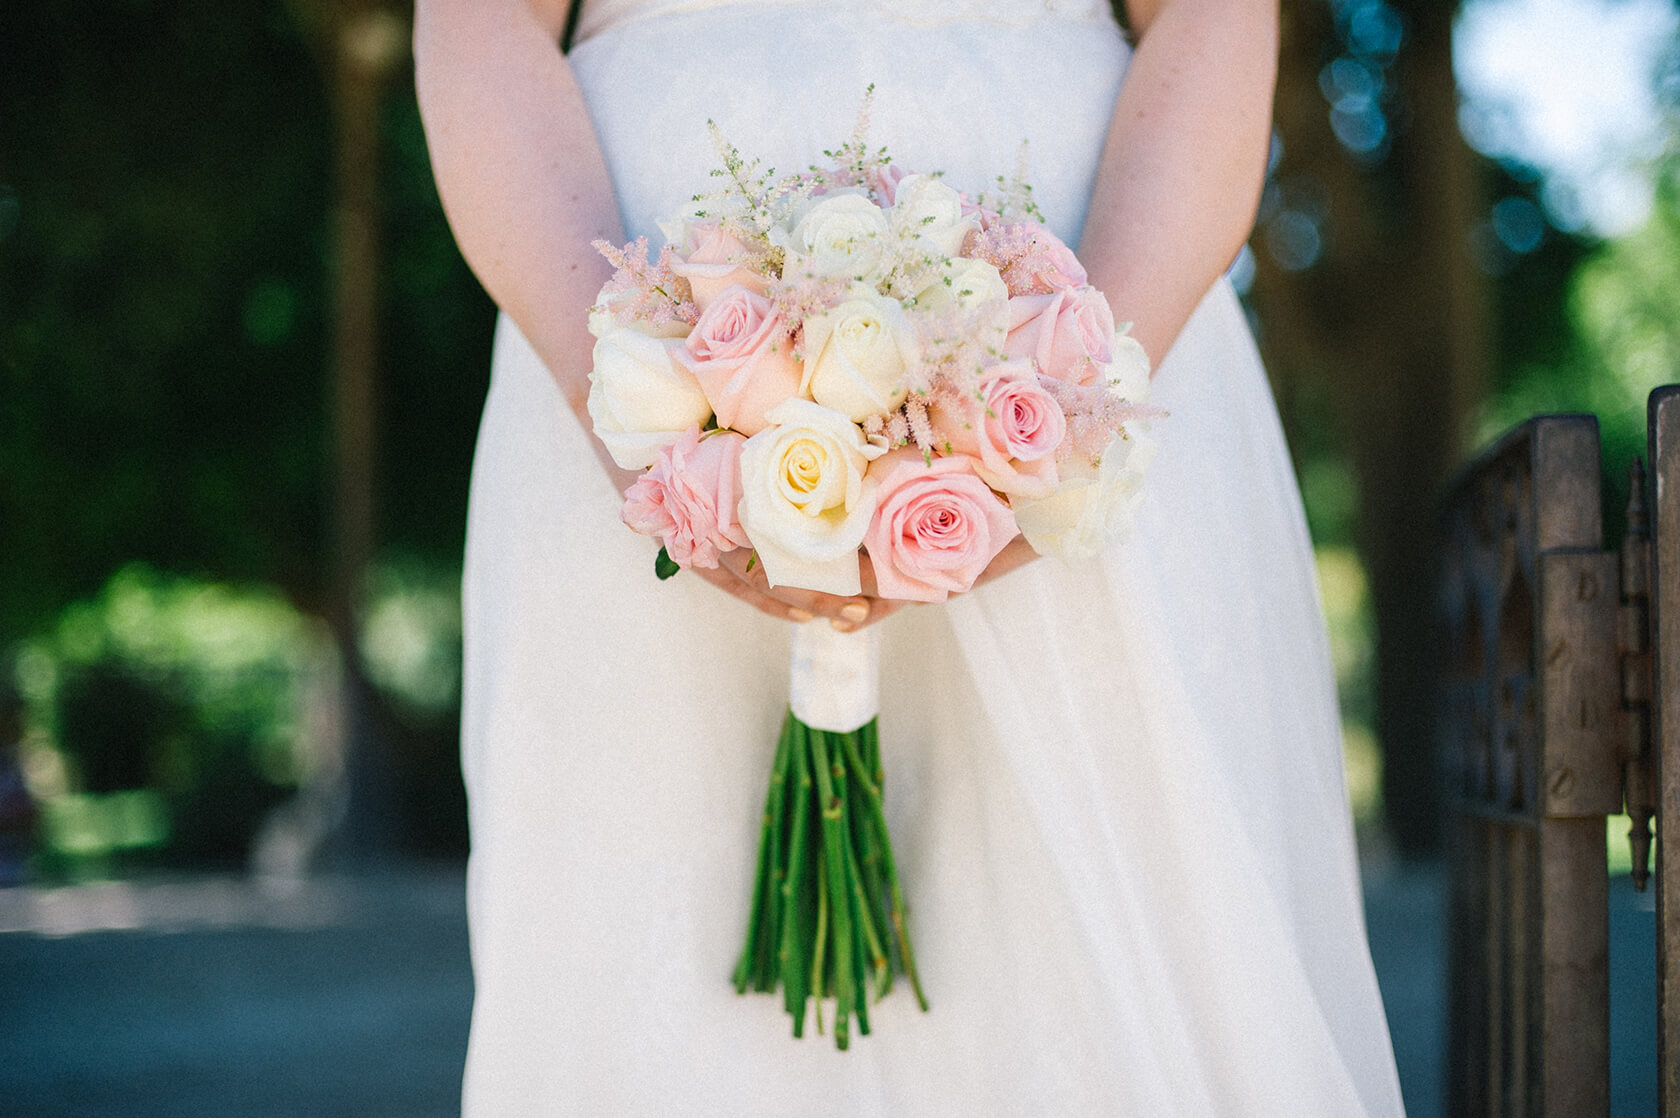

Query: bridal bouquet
left=583, top=101, right=1157, bottom=1048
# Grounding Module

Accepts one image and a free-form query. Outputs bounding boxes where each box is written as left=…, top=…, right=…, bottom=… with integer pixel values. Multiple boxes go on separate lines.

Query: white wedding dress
left=460, top=1, right=1407, bottom=1114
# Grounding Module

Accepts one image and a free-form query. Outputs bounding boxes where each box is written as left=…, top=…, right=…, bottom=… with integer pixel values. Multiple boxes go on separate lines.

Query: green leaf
left=655, top=547, right=680, bottom=580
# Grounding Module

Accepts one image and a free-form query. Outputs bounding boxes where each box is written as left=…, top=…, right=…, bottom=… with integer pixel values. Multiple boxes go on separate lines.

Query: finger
left=688, top=563, right=804, bottom=623
left=719, top=550, right=873, bottom=625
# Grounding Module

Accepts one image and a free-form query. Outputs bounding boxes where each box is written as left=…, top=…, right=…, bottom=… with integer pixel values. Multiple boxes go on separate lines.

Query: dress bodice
left=574, top=0, right=1112, bottom=44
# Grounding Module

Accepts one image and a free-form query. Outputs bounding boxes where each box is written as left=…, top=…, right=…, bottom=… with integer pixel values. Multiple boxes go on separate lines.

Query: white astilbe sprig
left=1040, top=379, right=1166, bottom=467
left=690, top=121, right=814, bottom=251
left=976, top=141, right=1043, bottom=224
left=812, top=84, right=892, bottom=196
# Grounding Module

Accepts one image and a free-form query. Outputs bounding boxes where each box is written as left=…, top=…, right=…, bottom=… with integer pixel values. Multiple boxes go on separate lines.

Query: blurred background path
left=0, top=857, right=1659, bottom=1117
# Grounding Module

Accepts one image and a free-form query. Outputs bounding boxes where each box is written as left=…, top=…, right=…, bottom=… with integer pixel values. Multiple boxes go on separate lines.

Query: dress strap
left=561, top=0, right=582, bottom=53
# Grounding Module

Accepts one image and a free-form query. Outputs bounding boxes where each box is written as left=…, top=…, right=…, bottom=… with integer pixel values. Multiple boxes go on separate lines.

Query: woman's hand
left=689, top=550, right=911, bottom=632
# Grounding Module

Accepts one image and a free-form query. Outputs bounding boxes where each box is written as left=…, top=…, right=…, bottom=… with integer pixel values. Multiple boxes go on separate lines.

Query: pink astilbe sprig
left=903, top=303, right=1007, bottom=399
left=863, top=305, right=1012, bottom=458
left=764, top=274, right=849, bottom=360
left=1039, top=378, right=1167, bottom=468
left=965, top=222, right=1087, bottom=297
left=863, top=410, right=912, bottom=450
left=592, top=237, right=700, bottom=330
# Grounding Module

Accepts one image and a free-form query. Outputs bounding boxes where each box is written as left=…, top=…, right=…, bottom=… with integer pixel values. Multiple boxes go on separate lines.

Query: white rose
left=800, top=285, right=917, bottom=422
left=1106, top=327, right=1152, bottom=400
left=889, top=173, right=979, bottom=258
left=586, top=328, right=713, bottom=470
left=777, top=193, right=891, bottom=283
left=738, top=398, right=886, bottom=595
left=909, top=255, right=1009, bottom=315
left=1011, top=428, right=1158, bottom=559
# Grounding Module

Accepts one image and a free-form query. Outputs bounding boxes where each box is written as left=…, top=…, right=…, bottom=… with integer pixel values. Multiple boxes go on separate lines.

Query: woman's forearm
left=413, top=0, right=639, bottom=492
left=1080, top=0, right=1278, bottom=366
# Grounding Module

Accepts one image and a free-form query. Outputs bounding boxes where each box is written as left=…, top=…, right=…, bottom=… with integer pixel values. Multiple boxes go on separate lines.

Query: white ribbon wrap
left=788, top=619, right=880, bottom=733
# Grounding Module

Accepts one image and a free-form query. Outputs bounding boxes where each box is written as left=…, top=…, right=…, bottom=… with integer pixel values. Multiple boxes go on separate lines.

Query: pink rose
left=871, top=163, right=909, bottom=205
left=670, top=223, right=769, bottom=312
left=928, top=360, right=1065, bottom=500
left=864, top=449, right=1018, bottom=602
left=620, top=426, right=750, bottom=569
left=1004, top=286, right=1115, bottom=386
left=674, top=285, right=803, bottom=435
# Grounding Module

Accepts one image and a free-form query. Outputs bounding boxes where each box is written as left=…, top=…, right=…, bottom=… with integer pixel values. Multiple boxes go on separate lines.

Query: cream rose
left=909, top=255, right=1008, bottom=316
left=777, top=192, right=891, bottom=283
left=889, top=173, right=979, bottom=258
left=1011, top=427, right=1157, bottom=559
left=800, top=285, right=916, bottom=422
left=586, top=328, right=713, bottom=470
left=1109, top=329, right=1152, bottom=395
left=737, top=398, right=885, bottom=595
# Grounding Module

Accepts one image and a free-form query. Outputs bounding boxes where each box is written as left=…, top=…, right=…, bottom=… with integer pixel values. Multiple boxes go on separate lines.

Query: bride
left=416, top=0, right=1408, bottom=1113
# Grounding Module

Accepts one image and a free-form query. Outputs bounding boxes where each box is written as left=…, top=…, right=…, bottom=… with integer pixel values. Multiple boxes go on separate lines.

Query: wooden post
left=1649, top=386, right=1680, bottom=1116
left=1441, top=415, right=1622, bottom=1116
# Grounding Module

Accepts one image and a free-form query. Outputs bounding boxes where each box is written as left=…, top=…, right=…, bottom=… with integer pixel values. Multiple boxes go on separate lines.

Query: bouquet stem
left=732, top=710, right=927, bottom=1048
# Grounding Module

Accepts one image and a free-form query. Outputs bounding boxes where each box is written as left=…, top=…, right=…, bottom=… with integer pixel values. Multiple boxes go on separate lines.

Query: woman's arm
left=413, top=0, right=625, bottom=481
left=974, top=0, right=1278, bottom=590
left=412, top=0, right=893, bottom=629
left=1080, top=0, right=1278, bottom=366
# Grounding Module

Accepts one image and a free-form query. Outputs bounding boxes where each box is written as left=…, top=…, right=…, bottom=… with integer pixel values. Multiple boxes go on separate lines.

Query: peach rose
left=673, top=286, right=803, bottom=436
left=669, top=223, right=769, bottom=312
left=620, top=427, right=751, bottom=569
left=928, top=361, right=1065, bottom=500
left=1004, top=286, right=1116, bottom=386
left=864, top=449, right=1018, bottom=602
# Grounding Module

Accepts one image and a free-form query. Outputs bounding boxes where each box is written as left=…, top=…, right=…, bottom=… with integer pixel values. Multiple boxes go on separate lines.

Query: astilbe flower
left=764, top=274, right=849, bottom=360
left=812, top=84, right=892, bottom=197
left=862, top=305, right=1009, bottom=458
left=965, top=222, right=1081, bottom=297
left=976, top=144, right=1045, bottom=225
left=592, top=237, right=699, bottom=330
left=1039, top=379, right=1165, bottom=467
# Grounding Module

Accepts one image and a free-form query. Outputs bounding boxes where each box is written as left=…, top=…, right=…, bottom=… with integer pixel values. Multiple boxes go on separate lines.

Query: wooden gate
left=1438, top=387, right=1676, bottom=1116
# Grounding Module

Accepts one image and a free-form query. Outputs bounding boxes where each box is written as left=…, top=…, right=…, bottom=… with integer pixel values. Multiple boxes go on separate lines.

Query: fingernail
left=840, top=601, right=870, bottom=622
left=830, top=618, right=852, bottom=632
left=787, top=607, right=814, bottom=623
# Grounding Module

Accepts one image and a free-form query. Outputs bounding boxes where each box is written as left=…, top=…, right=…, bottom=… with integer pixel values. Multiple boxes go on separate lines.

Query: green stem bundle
left=732, top=711, right=927, bottom=1049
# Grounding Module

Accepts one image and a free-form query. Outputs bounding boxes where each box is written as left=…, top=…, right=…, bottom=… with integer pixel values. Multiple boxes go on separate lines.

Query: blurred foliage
left=10, top=560, right=466, bottom=873
left=0, top=0, right=495, bottom=642
left=1475, top=156, right=1680, bottom=530
left=14, top=566, right=321, bottom=868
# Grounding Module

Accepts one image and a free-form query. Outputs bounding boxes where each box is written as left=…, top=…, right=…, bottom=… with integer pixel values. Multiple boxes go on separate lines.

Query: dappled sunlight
left=1315, top=544, right=1383, bottom=831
